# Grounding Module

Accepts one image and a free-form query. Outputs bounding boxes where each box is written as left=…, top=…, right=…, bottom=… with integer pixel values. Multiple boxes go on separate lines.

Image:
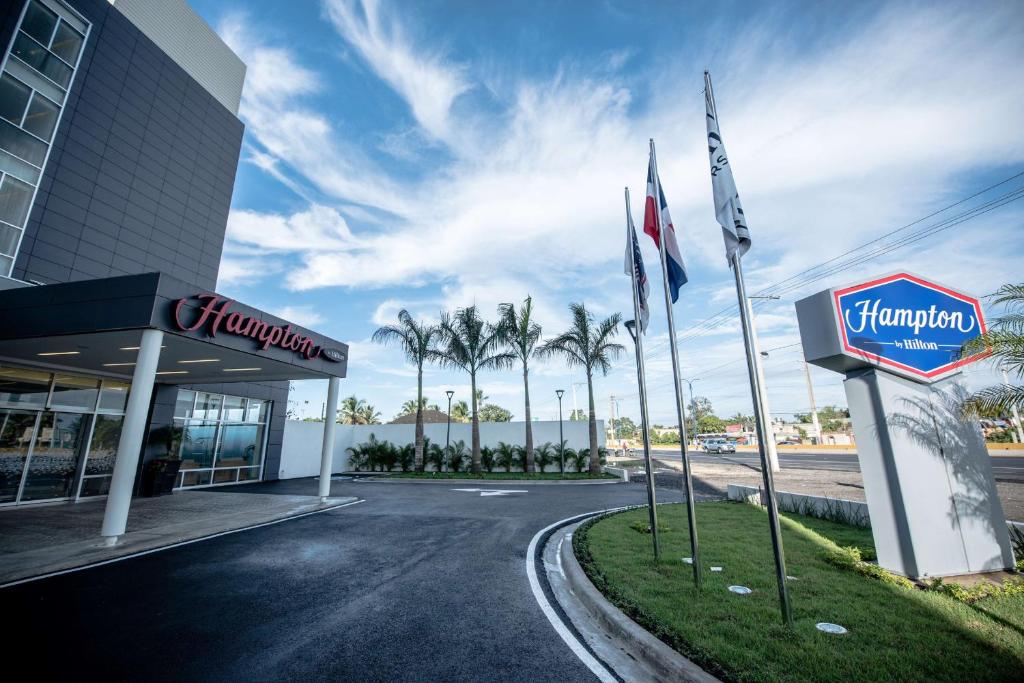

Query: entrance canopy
left=0, top=272, right=348, bottom=384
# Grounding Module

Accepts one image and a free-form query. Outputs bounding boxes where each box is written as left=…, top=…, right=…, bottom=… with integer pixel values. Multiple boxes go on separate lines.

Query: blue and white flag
left=624, top=208, right=650, bottom=333
left=704, top=71, right=751, bottom=261
left=643, top=153, right=688, bottom=303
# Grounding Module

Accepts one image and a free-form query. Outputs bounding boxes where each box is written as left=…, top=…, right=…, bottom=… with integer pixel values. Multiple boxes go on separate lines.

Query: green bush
left=480, top=446, right=496, bottom=473
left=824, top=546, right=915, bottom=589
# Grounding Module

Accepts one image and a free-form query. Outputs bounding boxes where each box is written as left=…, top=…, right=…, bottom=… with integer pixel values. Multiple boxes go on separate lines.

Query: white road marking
left=451, top=488, right=528, bottom=496
left=526, top=506, right=638, bottom=683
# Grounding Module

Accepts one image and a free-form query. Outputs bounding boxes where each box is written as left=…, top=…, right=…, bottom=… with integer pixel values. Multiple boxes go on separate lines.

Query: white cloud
left=227, top=204, right=359, bottom=252
left=322, top=0, right=471, bottom=145
left=271, top=305, right=325, bottom=328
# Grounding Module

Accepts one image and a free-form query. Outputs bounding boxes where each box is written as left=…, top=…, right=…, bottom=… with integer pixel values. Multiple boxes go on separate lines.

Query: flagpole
left=626, top=187, right=660, bottom=560
left=705, top=72, right=792, bottom=625
left=649, top=139, right=701, bottom=587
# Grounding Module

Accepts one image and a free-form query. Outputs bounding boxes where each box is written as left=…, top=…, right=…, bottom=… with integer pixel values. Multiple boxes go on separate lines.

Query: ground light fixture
left=728, top=585, right=752, bottom=595
left=816, top=622, right=848, bottom=635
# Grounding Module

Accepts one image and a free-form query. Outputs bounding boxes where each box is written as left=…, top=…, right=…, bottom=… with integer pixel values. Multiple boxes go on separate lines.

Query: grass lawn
left=577, top=502, right=1024, bottom=682
left=383, top=471, right=617, bottom=480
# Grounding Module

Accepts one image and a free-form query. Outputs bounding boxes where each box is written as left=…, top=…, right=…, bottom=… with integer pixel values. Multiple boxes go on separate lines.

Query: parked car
left=704, top=438, right=735, bottom=454
left=777, top=437, right=801, bottom=446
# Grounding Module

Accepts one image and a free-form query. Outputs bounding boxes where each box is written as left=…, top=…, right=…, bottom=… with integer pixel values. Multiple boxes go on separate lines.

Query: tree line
left=372, top=299, right=623, bottom=474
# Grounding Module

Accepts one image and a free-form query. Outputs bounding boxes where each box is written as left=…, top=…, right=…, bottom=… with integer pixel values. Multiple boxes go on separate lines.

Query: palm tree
left=495, top=441, right=517, bottom=472
left=431, top=306, right=516, bottom=473
left=372, top=310, right=439, bottom=472
left=497, top=296, right=542, bottom=472
left=534, top=442, right=555, bottom=473
left=400, top=397, right=440, bottom=416
left=962, top=283, right=1024, bottom=418
left=537, top=303, right=624, bottom=474
left=451, top=400, right=470, bottom=423
left=339, top=395, right=367, bottom=425
left=358, top=403, right=381, bottom=425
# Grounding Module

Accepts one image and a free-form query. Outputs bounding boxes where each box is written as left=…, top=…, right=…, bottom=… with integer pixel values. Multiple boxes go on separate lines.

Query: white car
left=704, top=439, right=736, bottom=454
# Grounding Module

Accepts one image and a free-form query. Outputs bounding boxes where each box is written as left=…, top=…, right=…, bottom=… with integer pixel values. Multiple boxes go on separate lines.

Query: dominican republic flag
left=643, top=153, right=688, bottom=303
left=704, top=71, right=751, bottom=261
left=624, top=207, right=650, bottom=333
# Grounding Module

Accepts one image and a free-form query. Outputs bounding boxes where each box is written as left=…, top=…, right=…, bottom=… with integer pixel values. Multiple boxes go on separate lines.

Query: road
left=648, top=448, right=1024, bottom=481
left=3, top=477, right=702, bottom=682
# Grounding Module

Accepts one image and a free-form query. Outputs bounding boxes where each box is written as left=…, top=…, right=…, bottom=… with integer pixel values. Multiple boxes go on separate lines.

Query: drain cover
left=816, top=622, right=848, bottom=634
left=728, top=585, right=752, bottom=595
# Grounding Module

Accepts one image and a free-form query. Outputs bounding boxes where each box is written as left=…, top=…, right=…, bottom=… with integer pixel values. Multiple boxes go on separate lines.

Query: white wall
left=278, top=419, right=605, bottom=479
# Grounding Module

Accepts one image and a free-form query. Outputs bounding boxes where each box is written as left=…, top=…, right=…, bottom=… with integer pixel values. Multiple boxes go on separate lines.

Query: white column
left=101, top=329, right=163, bottom=544
left=318, top=377, right=340, bottom=502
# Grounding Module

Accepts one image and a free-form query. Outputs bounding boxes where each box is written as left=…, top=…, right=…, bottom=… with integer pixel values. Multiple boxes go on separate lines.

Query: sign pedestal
left=796, top=272, right=1014, bottom=581
left=844, top=368, right=1013, bottom=578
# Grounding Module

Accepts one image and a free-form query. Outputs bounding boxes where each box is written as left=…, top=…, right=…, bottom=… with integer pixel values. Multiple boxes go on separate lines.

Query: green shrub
left=926, top=576, right=1024, bottom=604
left=495, top=441, right=516, bottom=472
left=447, top=439, right=468, bottom=472
left=824, top=546, right=915, bottom=589
left=534, top=442, right=554, bottom=472
left=480, top=446, right=496, bottom=473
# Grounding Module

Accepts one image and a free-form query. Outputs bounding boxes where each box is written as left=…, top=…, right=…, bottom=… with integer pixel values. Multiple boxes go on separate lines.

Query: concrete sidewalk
left=0, top=488, right=357, bottom=585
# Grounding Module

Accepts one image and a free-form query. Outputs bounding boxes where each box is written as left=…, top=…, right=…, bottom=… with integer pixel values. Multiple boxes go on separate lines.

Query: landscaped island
left=575, top=502, right=1024, bottom=683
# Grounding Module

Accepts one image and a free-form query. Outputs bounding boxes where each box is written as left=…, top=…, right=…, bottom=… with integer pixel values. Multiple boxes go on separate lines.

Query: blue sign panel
left=832, top=273, right=987, bottom=382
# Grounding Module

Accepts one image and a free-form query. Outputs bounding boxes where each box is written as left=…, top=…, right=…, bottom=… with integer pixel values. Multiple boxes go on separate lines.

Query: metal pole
left=749, top=314, right=781, bottom=472
left=732, top=252, right=793, bottom=625
left=625, top=187, right=660, bottom=560
left=445, top=392, right=453, bottom=471
left=648, top=143, right=700, bottom=586
left=557, top=390, right=565, bottom=473
left=1004, top=370, right=1024, bottom=443
left=803, top=360, right=822, bottom=444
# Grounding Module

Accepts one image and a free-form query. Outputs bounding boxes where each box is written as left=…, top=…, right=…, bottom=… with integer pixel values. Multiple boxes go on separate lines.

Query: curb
left=558, top=519, right=719, bottom=683
left=350, top=476, right=621, bottom=485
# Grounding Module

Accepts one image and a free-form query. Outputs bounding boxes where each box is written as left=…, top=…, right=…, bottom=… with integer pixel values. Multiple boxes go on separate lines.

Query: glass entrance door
left=0, top=409, right=38, bottom=503
left=19, top=411, right=90, bottom=502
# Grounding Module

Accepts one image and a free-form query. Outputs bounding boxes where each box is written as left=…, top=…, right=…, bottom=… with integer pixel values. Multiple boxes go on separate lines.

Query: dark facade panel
left=11, top=0, right=244, bottom=289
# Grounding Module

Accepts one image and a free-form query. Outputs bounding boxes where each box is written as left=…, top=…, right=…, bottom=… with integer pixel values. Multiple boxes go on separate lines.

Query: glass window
left=0, top=174, right=34, bottom=228
left=0, top=74, right=31, bottom=125
left=212, top=469, right=236, bottom=484
left=12, top=32, right=72, bottom=88
left=22, top=92, right=58, bottom=141
left=0, top=222, right=20, bottom=257
left=245, top=399, right=268, bottom=424
left=79, top=476, right=110, bottom=497
left=49, top=22, right=83, bottom=64
left=0, top=409, right=37, bottom=503
left=0, top=367, right=50, bottom=408
left=49, top=375, right=98, bottom=410
left=216, top=423, right=263, bottom=469
left=180, top=469, right=211, bottom=487
left=0, top=254, right=11, bottom=276
left=223, top=395, right=245, bottom=422
left=83, top=414, right=121, bottom=476
left=20, top=2, right=58, bottom=47
left=0, top=117, right=47, bottom=165
left=98, top=381, right=129, bottom=413
left=20, top=411, right=86, bottom=501
left=174, top=390, right=195, bottom=418
left=194, top=392, right=221, bottom=420
left=237, top=467, right=260, bottom=482
left=179, top=421, right=217, bottom=469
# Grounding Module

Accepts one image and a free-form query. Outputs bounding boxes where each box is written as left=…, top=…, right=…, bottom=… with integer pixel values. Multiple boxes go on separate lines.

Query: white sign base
left=843, top=369, right=1014, bottom=579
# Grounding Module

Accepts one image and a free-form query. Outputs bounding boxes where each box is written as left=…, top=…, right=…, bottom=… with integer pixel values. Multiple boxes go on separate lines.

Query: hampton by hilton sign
left=173, top=294, right=344, bottom=362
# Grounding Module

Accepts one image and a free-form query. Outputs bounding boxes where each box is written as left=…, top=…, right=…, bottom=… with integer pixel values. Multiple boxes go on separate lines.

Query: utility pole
left=749, top=296, right=781, bottom=472
left=608, top=395, right=617, bottom=442
left=803, top=360, right=822, bottom=444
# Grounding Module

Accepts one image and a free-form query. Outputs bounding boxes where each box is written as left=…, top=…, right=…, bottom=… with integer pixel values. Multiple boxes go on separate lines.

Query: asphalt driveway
left=2, top=477, right=707, bottom=681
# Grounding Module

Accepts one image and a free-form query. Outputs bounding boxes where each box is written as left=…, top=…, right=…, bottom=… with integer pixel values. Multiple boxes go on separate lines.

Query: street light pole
left=556, top=389, right=565, bottom=473
left=681, top=377, right=698, bottom=445
left=748, top=295, right=781, bottom=472
left=803, top=359, right=822, bottom=444
left=445, top=390, right=454, bottom=472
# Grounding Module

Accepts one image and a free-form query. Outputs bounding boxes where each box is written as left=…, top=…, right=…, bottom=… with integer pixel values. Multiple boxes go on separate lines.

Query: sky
left=188, top=0, right=1024, bottom=428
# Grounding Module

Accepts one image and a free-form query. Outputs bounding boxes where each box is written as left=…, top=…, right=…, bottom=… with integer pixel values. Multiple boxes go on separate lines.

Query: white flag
left=704, top=71, right=750, bottom=261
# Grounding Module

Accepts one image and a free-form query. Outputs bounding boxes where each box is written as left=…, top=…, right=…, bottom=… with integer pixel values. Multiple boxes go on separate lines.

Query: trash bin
left=141, top=458, right=181, bottom=497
